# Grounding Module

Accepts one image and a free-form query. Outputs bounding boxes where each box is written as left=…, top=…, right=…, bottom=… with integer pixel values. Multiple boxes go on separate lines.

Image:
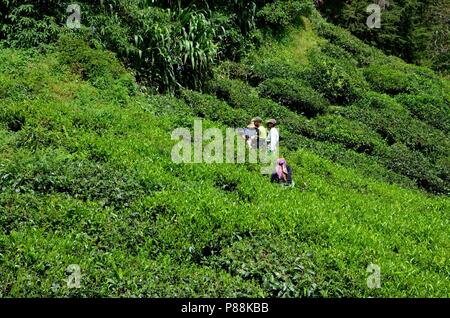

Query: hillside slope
left=0, top=1, right=449, bottom=297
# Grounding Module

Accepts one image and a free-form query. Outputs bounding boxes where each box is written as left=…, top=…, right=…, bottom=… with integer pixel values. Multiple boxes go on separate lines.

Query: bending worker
left=271, top=158, right=293, bottom=185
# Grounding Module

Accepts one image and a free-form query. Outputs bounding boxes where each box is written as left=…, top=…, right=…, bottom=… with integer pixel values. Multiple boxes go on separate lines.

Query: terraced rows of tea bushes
left=316, top=0, right=450, bottom=75
left=2, top=1, right=448, bottom=194
left=0, top=1, right=449, bottom=298
left=0, top=33, right=449, bottom=297
left=201, top=20, right=450, bottom=195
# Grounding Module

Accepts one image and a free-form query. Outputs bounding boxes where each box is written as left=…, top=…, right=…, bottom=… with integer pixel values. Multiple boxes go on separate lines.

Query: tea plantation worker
left=252, top=116, right=267, bottom=150
left=266, top=118, right=279, bottom=154
left=271, top=158, right=293, bottom=185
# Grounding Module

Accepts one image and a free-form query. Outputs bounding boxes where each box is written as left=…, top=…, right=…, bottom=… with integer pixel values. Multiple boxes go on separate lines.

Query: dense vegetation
left=316, top=0, right=450, bottom=75
left=0, top=0, right=449, bottom=297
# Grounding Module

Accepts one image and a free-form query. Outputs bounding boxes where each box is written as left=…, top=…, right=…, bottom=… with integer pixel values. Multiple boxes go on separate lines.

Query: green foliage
left=382, top=143, right=449, bottom=194
left=1, top=2, right=450, bottom=299
left=303, top=48, right=368, bottom=105
left=180, top=89, right=248, bottom=127
left=257, top=0, right=313, bottom=31
left=215, top=61, right=262, bottom=86
left=396, top=93, right=450, bottom=133
left=308, top=114, right=384, bottom=154
left=1, top=46, right=450, bottom=298
left=338, top=92, right=450, bottom=194
left=210, top=13, right=263, bottom=62
left=314, top=20, right=385, bottom=67
left=0, top=153, right=152, bottom=209
left=207, top=235, right=321, bottom=297
left=57, top=35, right=135, bottom=91
left=209, top=77, right=311, bottom=143
left=258, top=78, right=329, bottom=117
left=316, top=0, right=450, bottom=75
left=297, top=138, right=418, bottom=190
left=348, top=93, right=449, bottom=157
left=364, top=63, right=418, bottom=95
left=0, top=2, right=61, bottom=48
left=89, top=5, right=218, bottom=93
left=0, top=107, right=26, bottom=133
left=0, top=0, right=314, bottom=93
left=208, top=74, right=450, bottom=194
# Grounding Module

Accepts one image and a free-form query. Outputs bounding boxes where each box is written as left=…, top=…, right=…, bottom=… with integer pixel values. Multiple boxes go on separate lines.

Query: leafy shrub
left=211, top=12, right=264, bottom=62
left=318, top=42, right=358, bottom=67
left=362, top=60, right=443, bottom=96
left=258, top=78, right=329, bottom=117
left=348, top=93, right=450, bottom=158
left=0, top=107, right=26, bottom=132
left=0, top=153, right=156, bottom=209
left=256, top=0, right=313, bottom=32
left=308, top=115, right=384, bottom=154
left=303, top=48, right=368, bottom=105
left=344, top=93, right=418, bottom=147
left=209, top=78, right=310, bottom=136
left=57, top=35, right=135, bottom=91
left=245, top=55, right=305, bottom=82
left=396, top=93, right=450, bottom=133
left=0, top=2, right=61, bottom=48
left=381, top=144, right=448, bottom=194
left=297, top=138, right=418, bottom=190
left=180, top=89, right=248, bottom=127
left=363, top=64, right=417, bottom=95
left=314, top=20, right=385, bottom=67
left=0, top=49, right=60, bottom=101
left=215, top=61, right=262, bottom=86
left=207, top=235, right=322, bottom=297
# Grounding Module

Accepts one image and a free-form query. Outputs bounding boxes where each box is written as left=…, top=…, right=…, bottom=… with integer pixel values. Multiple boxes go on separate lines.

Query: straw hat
left=266, top=119, right=277, bottom=125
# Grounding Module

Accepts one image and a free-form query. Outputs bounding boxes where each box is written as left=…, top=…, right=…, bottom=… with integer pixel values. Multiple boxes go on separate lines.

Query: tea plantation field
left=0, top=1, right=449, bottom=298
left=0, top=44, right=449, bottom=297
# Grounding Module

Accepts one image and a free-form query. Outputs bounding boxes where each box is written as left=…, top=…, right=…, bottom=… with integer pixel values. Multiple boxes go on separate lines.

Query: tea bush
left=256, top=0, right=313, bottom=32
left=258, top=78, right=329, bottom=117
left=0, top=152, right=152, bottom=209
left=307, top=115, right=385, bottom=154
left=364, top=64, right=419, bottom=96
left=313, top=20, right=386, bottom=68
left=396, top=93, right=450, bottom=133
left=180, top=89, right=249, bottom=128
left=303, top=48, right=368, bottom=105
left=56, top=35, right=137, bottom=95
left=1, top=2, right=450, bottom=298
left=207, top=235, right=322, bottom=297
left=381, top=144, right=448, bottom=194
left=347, top=93, right=450, bottom=157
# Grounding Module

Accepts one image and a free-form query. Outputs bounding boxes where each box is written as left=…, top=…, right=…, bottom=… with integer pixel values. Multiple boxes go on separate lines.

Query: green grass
left=0, top=43, right=449, bottom=298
